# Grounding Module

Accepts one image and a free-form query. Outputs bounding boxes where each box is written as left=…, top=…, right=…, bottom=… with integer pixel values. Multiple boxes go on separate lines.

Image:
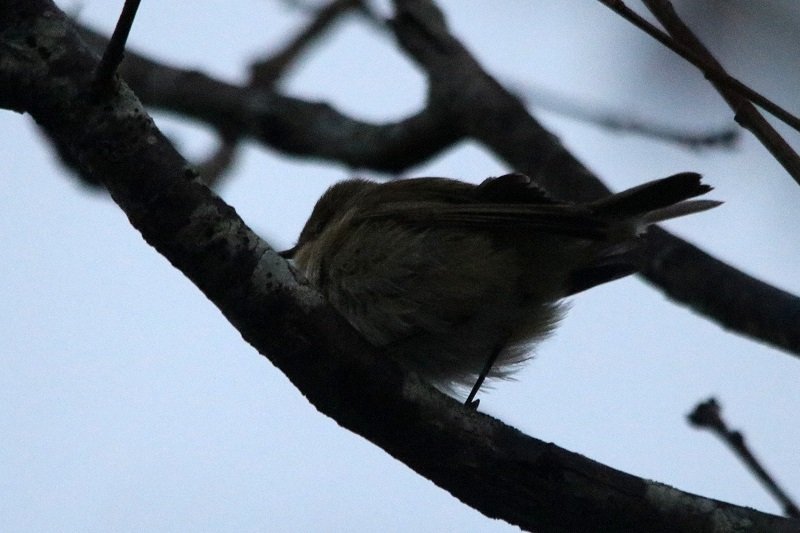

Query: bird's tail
left=595, top=172, right=721, bottom=225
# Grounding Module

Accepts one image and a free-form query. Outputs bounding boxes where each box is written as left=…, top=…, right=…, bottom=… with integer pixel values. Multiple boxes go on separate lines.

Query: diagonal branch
left=249, top=0, right=362, bottom=88
left=689, top=398, right=800, bottom=519
left=92, top=0, right=142, bottom=95
left=600, top=0, right=800, bottom=186
left=2, top=2, right=798, bottom=531
left=196, top=137, right=239, bottom=188
left=509, top=81, right=739, bottom=151
left=597, top=0, right=800, bottom=135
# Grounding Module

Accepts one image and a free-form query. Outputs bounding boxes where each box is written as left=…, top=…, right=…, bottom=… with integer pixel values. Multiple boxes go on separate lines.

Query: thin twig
left=597, top=0, right=800, bottom=134
left=249, top=0, right=361, bottom=87
left=509, top=82, right=739, bottom=150
left=92, top=0, right=142, bottom=96
left=640, top=0, right=800, bottom=186
left=196, top=138, right=239, bottom=189
left=688, top=398, right=800, bottom=519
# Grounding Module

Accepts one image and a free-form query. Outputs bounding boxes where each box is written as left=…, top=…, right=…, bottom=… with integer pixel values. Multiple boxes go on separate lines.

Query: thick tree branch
left=2, top=2, right=798, bottom=531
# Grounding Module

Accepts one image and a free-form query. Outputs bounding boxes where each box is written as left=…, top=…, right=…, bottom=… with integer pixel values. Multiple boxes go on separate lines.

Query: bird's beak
left=278, top=245, right=297, bottom=259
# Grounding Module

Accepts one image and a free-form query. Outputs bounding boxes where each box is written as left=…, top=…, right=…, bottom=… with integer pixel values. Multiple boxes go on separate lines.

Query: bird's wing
left=358, top=202, right=609, bottom=240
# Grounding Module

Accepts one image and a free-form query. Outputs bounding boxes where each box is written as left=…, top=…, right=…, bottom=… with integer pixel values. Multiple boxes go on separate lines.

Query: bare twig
left=688, top=398, right=800, bottom=519
left=92, top=0, right=142, bottom=96
left=640, top=0, right=800, bottom=187
left=196, top=138, right=239, bottom=188
left=510, top=82, right=739, bottom=150
left=597, top=0, right=800, bottom=134
left=249, top=0, right=362, bottom=87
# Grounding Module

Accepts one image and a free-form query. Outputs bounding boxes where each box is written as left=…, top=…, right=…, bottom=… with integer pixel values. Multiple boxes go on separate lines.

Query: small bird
left=281, top=172, right=719, bottom=406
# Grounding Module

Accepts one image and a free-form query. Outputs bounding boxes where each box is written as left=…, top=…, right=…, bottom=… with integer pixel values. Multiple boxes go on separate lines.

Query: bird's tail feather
left=595, top=172, right=721, bottom=222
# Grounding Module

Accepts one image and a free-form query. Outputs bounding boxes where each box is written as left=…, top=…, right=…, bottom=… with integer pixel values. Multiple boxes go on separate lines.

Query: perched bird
left=281, top=172, right=718, bottom=406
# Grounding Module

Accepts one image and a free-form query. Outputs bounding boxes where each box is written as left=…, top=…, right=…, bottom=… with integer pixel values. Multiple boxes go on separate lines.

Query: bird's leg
left=464, top=345, right=502, bottom=409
